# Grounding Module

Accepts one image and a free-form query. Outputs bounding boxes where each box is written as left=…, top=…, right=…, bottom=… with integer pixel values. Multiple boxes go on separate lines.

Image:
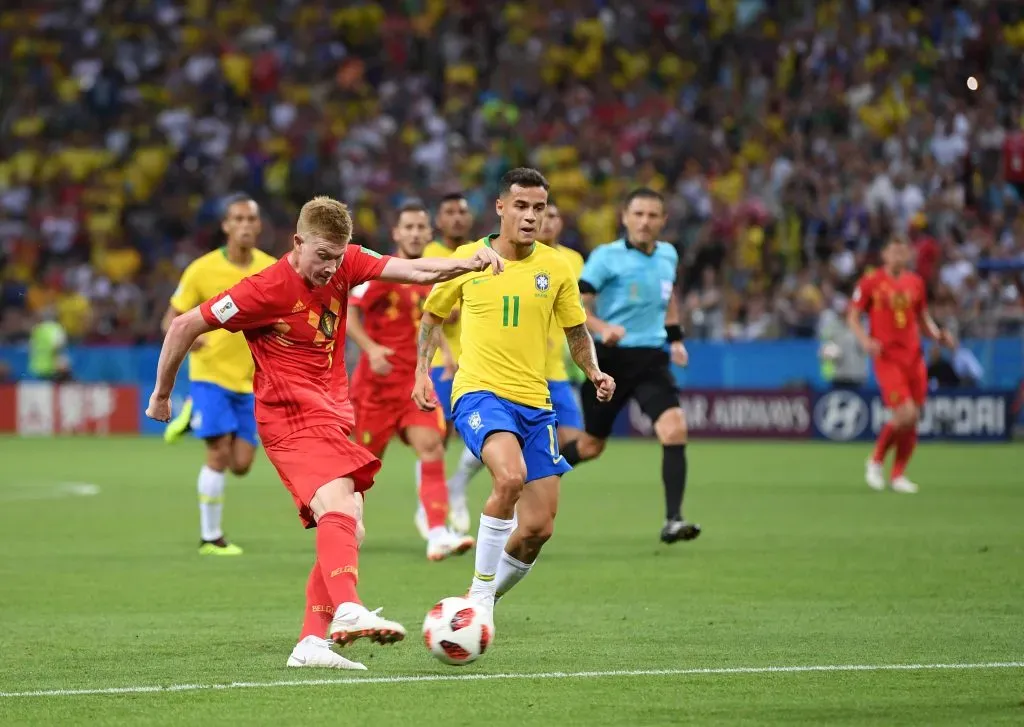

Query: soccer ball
left=422, top=596, right=494, bottom=666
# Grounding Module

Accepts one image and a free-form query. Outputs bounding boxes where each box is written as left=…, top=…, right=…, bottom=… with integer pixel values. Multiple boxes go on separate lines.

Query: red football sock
left=871, top=422, right=897, bottom=464
left=316, top=513, right=361, bottom=607
left=891, top=428, right=918, bottom=479
left=299, top=559, right=334, bottom=640
left=418, top=459, right=449, bottom=530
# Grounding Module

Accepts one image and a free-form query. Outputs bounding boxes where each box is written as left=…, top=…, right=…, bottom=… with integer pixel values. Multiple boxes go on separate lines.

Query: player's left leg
left=635, top=371, right=701, bottom=544
left=889, top=361, right=927, bottom=494
left=486, top=402, right=570, bottom=605
left=496, top=474, right=559, bottom=602
left=403, top=420, right=474, bottom=560
left=190, top=383, right=244, bottom=555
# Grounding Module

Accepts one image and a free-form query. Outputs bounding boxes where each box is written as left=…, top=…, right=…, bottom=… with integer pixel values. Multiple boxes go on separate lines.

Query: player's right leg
left=492, top=403, right=571, bottom=603
left=190, top=382, right=244, bottom=555
left=264, top=425, right=406, bottom=666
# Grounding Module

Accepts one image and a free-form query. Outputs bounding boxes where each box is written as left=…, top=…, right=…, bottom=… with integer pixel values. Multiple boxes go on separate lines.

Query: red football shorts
left=874, top=357, right=928, bottom=408
left=263, top=424, right=381, bottom=529
left=353, top=396, right=446, bottom=458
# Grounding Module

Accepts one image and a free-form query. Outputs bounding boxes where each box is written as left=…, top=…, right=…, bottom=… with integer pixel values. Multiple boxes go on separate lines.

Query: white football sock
left=448, top=447, right=484, bottom=502
left=197, top=465, right=226, bottom=541
left=469, top=514, right=514, bottom=602
left=494, top=551, right=533, bottom=601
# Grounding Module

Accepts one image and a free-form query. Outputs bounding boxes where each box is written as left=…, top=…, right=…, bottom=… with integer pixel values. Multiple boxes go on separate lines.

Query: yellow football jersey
left=423, top=239, right=462, bottom=368
left=544, top=243, right=585, bottom=381
left=169, top=247, right=277, bottom=393
left=424, top=237, right=587, bottom=410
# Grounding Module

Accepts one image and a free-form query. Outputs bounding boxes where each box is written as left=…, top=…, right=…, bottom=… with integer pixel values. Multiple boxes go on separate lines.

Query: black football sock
left=562, top=440, right=582, bottom=466
left=662, top=444, right=687, bottom=521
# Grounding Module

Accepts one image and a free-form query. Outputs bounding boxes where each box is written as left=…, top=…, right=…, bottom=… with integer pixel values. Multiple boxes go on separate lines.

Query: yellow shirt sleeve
left=553, top=268, right=587, bottom=329
left=169, top=261, right=204, bottom=312
left=423, top=275, right=464, bottom=320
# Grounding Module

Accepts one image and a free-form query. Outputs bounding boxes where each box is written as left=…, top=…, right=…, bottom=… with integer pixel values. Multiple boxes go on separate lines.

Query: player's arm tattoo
left=417, top=311, right=444, bottom=374
left=564, top=323, right=599, bottom=375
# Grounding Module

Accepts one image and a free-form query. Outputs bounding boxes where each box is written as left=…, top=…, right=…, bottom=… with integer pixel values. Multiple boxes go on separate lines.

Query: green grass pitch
left=0, top=436, right=1021, bottom=725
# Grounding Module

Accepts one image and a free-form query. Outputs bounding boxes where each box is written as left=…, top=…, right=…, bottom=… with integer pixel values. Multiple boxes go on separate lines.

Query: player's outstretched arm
left=147, top=308, right=217, bottom=422
left=378, top=247, right=504, bottom=284
left=564, top=323, right=615, bottom=402
left=411, top=311, right=445, bottom=410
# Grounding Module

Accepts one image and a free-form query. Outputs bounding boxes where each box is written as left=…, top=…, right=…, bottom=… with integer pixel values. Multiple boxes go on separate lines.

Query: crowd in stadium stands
left=1, top=0, right=1023, bottom=347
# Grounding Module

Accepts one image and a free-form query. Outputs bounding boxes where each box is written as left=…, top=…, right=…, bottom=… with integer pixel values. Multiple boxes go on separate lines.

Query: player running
left=444, top=202, right=587, bottom=497
left=414, top=168, right=614, bottom=613
left=347, top=201, right=475, bottom=561
left=416, top=192, right=476, bottom=538
left=146, top=196, right=503, bottom=670
left=161, top=194, right=276, bottom=556
left=848, top=236, right=955, bottom=493
left=561, top=188, right=701, bottom=545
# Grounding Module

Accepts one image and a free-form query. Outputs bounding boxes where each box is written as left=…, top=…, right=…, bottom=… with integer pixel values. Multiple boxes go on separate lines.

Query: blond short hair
left=297, top=196, right=353, bottom=244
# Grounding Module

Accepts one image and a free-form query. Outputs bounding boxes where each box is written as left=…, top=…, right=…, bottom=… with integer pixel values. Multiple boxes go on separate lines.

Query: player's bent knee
left=654, top=408, right=687, bottom=445
left=518, top=517, right=554, bottom=547
left=415, top=441, right=446, bottom=463
left=491, top=466, right=526, bottom=502
left=576, top=434, right=605, bottom=460
left=309, top=478, right=359, bottom=520
left=230, top=461, right=253, bottom=477
left=205, top=438, right=232, bottom=471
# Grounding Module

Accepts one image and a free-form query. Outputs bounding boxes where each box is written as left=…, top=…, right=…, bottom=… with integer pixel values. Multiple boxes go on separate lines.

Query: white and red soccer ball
left=422, top=596, right=494, bottom=666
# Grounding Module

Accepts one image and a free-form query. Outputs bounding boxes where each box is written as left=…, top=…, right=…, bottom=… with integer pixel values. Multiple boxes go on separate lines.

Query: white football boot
left=865, top=460, right=886, bottom=491
left=448, top=497, right=471, bottom=535
left=427, top=528, right=475, bottom=561
left=891, top=476, right=919, bottom=494
left=329, top=603, right=406, bottom=646
left=287, top=635, right=367, bottom=670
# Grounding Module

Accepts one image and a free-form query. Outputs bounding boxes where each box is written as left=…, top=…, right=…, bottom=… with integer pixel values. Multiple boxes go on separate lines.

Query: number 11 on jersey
left=502, top=295, right=520, bottom=328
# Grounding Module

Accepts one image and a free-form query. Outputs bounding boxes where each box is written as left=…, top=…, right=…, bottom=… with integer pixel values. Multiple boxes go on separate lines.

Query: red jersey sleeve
left=851, top=273, right=875, bottom=312
left=343, top=245, right=391, bottom=287
left=199, top=265, right=290, bottom=332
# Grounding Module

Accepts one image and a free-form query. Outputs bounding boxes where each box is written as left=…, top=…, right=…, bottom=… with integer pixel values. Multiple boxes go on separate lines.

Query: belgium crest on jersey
left=319, top=309, right=337, bottom=338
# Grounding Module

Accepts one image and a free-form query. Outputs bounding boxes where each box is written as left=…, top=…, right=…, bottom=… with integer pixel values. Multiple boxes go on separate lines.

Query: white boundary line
left=1, top=661, right=1021, bottom=699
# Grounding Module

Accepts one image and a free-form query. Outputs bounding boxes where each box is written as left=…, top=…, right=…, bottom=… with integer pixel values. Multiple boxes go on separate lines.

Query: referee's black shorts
left=579, top=343, right=680, bottom=440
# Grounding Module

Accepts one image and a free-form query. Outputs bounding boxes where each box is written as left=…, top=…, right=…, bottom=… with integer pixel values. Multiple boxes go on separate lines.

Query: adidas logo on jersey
left=292, top=300, right=306, bottom=313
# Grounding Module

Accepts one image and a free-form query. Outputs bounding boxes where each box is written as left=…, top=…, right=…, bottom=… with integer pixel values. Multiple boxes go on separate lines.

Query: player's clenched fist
left=468, top=247, right=505, bottom=275
left=146, top=392, right=172, bottom=422
left=589, top=370, right=616, bottom=402
left=411, top=371, right=438, bottom=412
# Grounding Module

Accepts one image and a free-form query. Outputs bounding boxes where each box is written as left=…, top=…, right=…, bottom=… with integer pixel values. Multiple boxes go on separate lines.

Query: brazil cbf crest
left=534, top=272, right=550, bottom=293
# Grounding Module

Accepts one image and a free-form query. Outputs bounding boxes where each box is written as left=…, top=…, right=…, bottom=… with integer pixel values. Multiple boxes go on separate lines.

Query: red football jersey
left=851, top=268, right=926, bottom=366
left=349, top=279, right=433, bottom=402
left=199, top=246, right=391, bottom=445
